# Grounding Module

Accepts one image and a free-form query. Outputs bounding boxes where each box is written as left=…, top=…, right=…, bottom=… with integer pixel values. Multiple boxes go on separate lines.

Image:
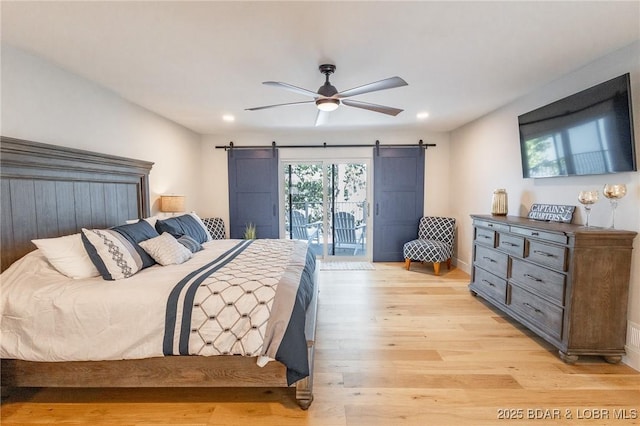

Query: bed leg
left=295, top=338, right=315, bottom=410
left=295, top=376, right=313, bottom=410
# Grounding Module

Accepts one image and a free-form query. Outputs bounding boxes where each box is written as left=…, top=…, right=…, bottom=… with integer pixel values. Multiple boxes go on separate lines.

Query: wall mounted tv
left=519, top=73, right=636, bottom=178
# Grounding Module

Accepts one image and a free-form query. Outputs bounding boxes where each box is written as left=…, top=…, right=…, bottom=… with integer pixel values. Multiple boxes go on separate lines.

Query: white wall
left=199, top=128, right=450, bottom=238
left=449, top=41, right=640, bottom=369
left=1, top=44, right=203, bottom=215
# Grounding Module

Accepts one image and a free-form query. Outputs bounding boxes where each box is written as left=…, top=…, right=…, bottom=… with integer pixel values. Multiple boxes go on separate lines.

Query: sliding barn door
left=372, top=146, right=424, bottom=261
left=228, top=148, right=279, bottom=239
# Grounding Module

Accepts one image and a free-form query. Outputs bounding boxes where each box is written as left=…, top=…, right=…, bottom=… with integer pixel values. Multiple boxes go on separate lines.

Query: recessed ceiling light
left=417, top=112, right=430, bottom=120
left=222, top=114, right=235, bottom=122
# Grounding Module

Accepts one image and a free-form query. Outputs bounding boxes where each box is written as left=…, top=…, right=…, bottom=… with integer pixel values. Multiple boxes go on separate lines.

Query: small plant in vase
left=243, top=223, right=257, bottom=239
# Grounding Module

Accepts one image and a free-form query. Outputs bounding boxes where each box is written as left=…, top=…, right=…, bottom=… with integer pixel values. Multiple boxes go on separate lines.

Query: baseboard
left=624, top=321, right=640, bottom=371
left=455, top=257, right=471, bottom=274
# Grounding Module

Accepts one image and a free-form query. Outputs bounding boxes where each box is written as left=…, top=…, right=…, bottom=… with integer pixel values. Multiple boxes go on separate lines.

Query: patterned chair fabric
left=403, top=216, right=456, bottom=275
left=202, top=217, right=226, bottom=240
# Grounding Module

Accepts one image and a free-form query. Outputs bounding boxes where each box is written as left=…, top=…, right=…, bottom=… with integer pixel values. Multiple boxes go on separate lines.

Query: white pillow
left=125, top=216, right=160, bottom=227
left=142, top=216, right=160, bottom=228
left=32, top=234, right=100, bottom=279
left=138, top=232, right=192, bottom=266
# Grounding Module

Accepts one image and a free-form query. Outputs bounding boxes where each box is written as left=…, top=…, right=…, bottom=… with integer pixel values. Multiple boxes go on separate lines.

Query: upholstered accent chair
left=202, top=217, right=226, bottom=240
left=403, top=216, right=456, bottom=275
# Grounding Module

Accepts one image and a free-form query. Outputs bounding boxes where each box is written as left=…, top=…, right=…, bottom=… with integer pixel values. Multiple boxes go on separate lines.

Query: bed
left=0, top=137, right=318, bottom=409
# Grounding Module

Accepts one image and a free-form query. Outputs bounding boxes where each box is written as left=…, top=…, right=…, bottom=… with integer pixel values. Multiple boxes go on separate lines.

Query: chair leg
left=433, top=262, right=441, bottom=276
left=446, top=258, right=452, bottom=270
left=404, top=258, right=411, bottom=270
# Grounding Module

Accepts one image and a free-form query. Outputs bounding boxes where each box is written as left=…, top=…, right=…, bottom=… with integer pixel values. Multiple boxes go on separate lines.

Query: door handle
left=376, top=203, right=379, bottom=216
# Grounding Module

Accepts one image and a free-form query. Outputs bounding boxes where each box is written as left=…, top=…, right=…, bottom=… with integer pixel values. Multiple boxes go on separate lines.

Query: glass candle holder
left=577, top=190, right=599, bottom=227
left=603, top=184, right=627, bottom=229
left=491, top=189, right=508, bottom=216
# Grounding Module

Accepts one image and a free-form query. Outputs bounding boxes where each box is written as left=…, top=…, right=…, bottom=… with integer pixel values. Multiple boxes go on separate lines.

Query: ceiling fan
left=246, top=64, right=408, bottom=126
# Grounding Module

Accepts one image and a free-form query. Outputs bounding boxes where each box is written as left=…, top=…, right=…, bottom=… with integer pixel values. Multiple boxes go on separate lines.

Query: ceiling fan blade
left=315, top=110, right=329, bottom=126
left=245, top=100, right=315, bottom=111
left=263, top=81, right=319, bottom=98
left=342, top=99, right=404, bottom=116
left=336, top=76, right=408, bottom=99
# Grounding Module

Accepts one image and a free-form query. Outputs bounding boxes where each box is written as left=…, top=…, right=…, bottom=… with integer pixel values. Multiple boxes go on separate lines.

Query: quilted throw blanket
left=163, top=239, right=316, bottom=384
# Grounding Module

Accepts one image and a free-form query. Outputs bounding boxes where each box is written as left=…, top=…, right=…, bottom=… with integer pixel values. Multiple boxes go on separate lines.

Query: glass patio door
left=283, top=161, right=368, bottom=258
left=283, top=163, right=324, bottom=256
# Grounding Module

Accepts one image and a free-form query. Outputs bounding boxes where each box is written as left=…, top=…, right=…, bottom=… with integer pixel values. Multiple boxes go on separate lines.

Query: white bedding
left=0, top=239, right=245, bottom=362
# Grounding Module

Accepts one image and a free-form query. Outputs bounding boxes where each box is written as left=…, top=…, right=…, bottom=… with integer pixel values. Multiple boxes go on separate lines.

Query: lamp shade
left=160, top=195, right=185, bottom=213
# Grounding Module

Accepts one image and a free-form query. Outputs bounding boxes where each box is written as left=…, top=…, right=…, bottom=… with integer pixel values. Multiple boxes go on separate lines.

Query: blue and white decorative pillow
left=155, top=213, right=212, bottom=244
left=189, top=213, right=213, bottom=241
left=81, top=228, right=144, bottom=280
left=110, top=220, right=160, bottom=269
left=177, top=235, right=203, bottom=253
left=139, top=232, right=193, bottom=266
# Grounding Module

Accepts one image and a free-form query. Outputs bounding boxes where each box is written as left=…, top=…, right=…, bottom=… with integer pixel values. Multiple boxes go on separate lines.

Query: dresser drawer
left=498, top=233, right=525, bottom=257
left=510, top=258, right=566, bottom=304
left=510, top=226, right=568, bottom=245
left=474, top=245, right=509, bottom=278
left=509, top=284, right=563, bottom=341
left=473, top=219, right=510, bottom=233
left=475, top=227, right=496, bottom=247
left=527, top=240, right=567, bottom=271
left=472, top=267, right=507, bottom=303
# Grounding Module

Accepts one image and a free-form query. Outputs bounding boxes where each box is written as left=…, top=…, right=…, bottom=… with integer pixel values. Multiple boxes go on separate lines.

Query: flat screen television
left=519, top=73, right=637, bottom=178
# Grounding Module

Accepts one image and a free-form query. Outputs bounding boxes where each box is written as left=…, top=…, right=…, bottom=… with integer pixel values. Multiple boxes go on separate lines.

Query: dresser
left=469, top=214, right=637, bottom=363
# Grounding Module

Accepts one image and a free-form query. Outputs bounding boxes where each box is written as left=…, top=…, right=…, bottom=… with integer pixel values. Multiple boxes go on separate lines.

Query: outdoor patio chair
left=290, top=210, right=321, bottom=244
left=333, top=211, right=365, bottom=255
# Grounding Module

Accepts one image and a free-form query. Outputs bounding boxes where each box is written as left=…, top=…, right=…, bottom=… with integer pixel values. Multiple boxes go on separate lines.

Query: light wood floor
left=2, top=262, right=639, bottom=425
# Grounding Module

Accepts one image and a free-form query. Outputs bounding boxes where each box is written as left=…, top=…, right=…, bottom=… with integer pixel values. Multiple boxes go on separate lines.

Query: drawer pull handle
left=482, top=256, right=497, bottom=263
left=523, top=302, right=542, bottom=313
left=533, top=250, right=555, bottom=258
left=481, top=279, right=496, bottom=287
left=502, top=242, right=517, bottom=246
left=487, top=224, right=493, bottom=228
left=530, top=232, right=540, bottom=236
left=524, top=273, right=543, bottom=282
left=480, top=235, right=492, bottom=239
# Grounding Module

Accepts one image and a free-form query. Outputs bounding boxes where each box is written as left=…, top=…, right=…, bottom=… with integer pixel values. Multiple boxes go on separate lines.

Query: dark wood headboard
left=0, top=136, right=154, bottom=271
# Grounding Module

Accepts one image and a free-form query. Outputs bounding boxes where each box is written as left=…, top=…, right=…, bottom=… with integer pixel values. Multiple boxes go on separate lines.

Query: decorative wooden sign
left=527, top=204, right=575, bottom=223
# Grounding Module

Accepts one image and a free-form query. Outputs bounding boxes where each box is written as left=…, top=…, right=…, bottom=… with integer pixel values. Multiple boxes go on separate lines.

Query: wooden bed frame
left=0, top=137, right=317, bottom=409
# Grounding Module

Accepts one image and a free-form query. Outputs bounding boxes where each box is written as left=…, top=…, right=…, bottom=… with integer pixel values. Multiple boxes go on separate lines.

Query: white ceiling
left=2, top=1, right=639, bottom=135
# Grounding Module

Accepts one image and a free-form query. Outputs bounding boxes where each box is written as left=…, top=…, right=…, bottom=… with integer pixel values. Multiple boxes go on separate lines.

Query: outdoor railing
left=286, top=201, right=367, bottom=225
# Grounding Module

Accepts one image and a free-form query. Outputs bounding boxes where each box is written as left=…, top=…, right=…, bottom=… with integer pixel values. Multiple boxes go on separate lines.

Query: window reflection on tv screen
left=519, top=74, right=636, bottom=178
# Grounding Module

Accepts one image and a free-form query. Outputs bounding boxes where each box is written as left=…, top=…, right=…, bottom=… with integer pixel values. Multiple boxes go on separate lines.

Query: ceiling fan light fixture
left=247, top=64, right=407, bottom=123
left=316, top=98, right=340, bottom=112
